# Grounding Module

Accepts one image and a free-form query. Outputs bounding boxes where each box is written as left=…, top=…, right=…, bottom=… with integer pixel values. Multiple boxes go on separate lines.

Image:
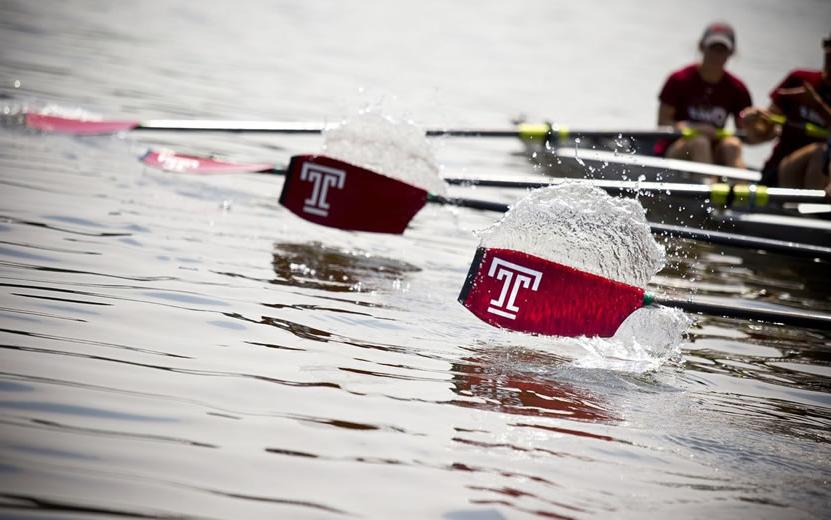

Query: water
left=322, top=110, right=448, bottom=196
left=476, top=183, right=665, bottom=287
left=1, top=0, right=830, bottom=518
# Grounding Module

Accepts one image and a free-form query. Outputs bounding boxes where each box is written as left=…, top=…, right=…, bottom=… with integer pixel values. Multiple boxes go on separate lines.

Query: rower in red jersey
left=657, top=23, right=753, bottom=168
left=743, top=34, right=831, bottom=197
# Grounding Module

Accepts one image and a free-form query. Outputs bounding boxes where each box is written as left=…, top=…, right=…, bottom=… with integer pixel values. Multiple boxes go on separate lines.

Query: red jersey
left=762, top=69, right=831, bottom=181
left=659, top=64, right=752, bottom=128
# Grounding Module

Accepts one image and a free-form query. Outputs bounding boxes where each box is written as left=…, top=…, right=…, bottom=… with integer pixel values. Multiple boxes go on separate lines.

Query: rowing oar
left=17, top=112, right=685, bottom=138
left=140, top=150, right=831, bottom=259
left=458, top=246, right=831, bottom=336
left=140, top=149, right=826, bottom=207
left=440, top=176, right=827, bottom=207
left=21, top=112, right=818, bottom=142
left=274, top=156, right=831, bottom=333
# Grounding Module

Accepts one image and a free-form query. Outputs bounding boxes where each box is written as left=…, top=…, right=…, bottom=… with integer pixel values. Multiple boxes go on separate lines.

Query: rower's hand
left=740, top=107, right=776, bottom=143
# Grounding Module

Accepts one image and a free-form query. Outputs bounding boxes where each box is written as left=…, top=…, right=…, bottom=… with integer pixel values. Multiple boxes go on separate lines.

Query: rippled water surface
left=1, top=1, right=830, bottom=518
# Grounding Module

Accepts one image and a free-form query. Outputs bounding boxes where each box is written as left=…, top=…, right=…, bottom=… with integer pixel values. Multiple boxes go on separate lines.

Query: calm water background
left=1, top=0, right=830, bottom=518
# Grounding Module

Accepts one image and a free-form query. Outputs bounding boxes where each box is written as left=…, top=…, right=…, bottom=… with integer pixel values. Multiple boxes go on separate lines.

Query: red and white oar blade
left=140, top=149, right=275, bottom=174
left=279, top=155, right=428, bottom=234
left=458, top=247, right=646, bottom=338
left=24, top=113, right=139, bottom=135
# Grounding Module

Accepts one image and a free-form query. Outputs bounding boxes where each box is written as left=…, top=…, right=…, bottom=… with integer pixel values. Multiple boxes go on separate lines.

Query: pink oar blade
left=140, top=150, right=275, bottom=174
left=24, top=113, right=140, bottom=135
left=279, top=155, right=428, bottom=234
left=459, top=247, right=646, bottom=338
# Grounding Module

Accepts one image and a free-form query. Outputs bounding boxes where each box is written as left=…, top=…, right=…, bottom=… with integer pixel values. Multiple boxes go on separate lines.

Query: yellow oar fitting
left=755, top=185, right=769, bottom=207
left=714, top=128, right=735, bottom=139
left=681, top=127, right=734, bottom=140
left=711, top=183, right=730, bottom=206
left=680, top=127, right=696, bottom=138
left=805, top=122, right=831, bottom=139
left=765, top=113, right=829, bottom=138
left=731, top=184, right=768, bottom=208
left=733, top=185, right=751, bottom=207
left=767, top=113, right=786, bottom=125
left=518, top=123, right=551, bottom=141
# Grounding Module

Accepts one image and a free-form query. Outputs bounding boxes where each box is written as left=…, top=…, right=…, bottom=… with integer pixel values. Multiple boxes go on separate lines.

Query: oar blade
left=279, top=155, right=428, bottom=234
left=458, top=247, right=646, bottom=338
left=24, top=113, right=139, bottom=135
left=140, top=150, right=274, bottom=174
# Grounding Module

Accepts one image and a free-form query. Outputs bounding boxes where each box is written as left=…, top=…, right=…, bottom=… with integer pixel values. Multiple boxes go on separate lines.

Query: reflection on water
left=270, top=241, right=421, bottom=293
left=450, top=347, right=618, bottom=425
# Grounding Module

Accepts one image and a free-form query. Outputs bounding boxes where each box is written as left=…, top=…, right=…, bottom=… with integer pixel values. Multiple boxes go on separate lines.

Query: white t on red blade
left=24, top=113, right=140, bottom=135
left=279, top=155, right=429, bottom=234
left=141, top=150, right=274, bottom=174
left=458, top=247, right=647, bottom=338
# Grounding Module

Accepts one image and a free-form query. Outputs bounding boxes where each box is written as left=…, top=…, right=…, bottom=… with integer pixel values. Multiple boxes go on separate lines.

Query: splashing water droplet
left=476, top=183, right=664, bottom=287
left=322, top=109, right=447, bottom=196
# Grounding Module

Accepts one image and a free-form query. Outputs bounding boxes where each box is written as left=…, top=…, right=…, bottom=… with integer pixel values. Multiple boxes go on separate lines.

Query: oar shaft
left=651, top=295, right=831, bottom=330
left=138, top=120, right=327, bottom=133
left=428, top=195, right=510, bottom=213
left=649, top=223, right=831, bottom=260
left=427, top=195, right=831, bottom=260
left=134, top=124, right=734, bottom=140
left=126, top=121, right=691, bottom=139
left=443, top=178, right=828, bottom=205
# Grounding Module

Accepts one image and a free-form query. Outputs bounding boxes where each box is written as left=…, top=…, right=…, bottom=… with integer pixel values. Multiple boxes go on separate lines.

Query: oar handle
left=679, top=127, right=742, bottom=140
left=767, top=113, right=831, bottom=139
left=649, top=294, right=831, bottom=330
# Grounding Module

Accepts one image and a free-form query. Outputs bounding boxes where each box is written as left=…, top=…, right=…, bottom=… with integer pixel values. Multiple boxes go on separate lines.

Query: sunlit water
left=1, top=1, right=830, bottom=518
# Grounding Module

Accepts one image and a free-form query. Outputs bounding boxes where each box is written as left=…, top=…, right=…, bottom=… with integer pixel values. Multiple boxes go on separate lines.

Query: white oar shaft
left=140, top=120, right=327, bottom=133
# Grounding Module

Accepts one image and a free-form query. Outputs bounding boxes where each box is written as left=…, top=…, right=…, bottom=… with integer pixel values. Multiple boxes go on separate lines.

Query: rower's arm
left=657, top=103, right=675, bottom=127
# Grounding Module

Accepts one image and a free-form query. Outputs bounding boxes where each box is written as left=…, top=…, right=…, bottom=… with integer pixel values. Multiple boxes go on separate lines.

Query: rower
left=742, top=34, right=831, bottom=198
left=656, top=22, right=753, bottom=169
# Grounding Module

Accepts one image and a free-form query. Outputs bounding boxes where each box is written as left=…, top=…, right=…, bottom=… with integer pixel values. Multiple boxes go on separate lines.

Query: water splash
left=570, top=306, right=691, bottom=372
left=322, top=109, right=448, bottom=196
left=477, top=183, right=664, bottom=287
left=475, top=183, right=690, bottom=372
